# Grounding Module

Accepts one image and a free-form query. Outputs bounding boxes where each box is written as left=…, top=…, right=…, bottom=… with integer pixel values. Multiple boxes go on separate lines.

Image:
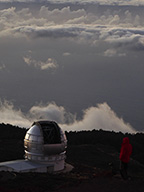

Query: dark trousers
left=120, top=161, right=128, bottom=180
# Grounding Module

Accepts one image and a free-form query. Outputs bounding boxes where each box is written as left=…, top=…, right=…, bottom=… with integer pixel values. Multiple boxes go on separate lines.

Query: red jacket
left=119, top=137, right=132, bottom=163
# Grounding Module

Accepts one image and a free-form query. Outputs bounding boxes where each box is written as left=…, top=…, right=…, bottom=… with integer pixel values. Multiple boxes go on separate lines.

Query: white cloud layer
left=29, top=102, right=75, bottom=124
left=0, top=99, right=135, bottom=133
left=0, top=5, right=144, bottom=55
left=62, top=103, right=134, bottom=133
left=0, top=100, right=31, bottom=128
left=0, top=0, right=144, bottom=6
left=23, top=56, right=58, bottom=70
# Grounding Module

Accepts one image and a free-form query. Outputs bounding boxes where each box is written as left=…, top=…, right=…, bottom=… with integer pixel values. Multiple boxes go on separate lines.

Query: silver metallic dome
left=24, top=121, right=67, bottom=163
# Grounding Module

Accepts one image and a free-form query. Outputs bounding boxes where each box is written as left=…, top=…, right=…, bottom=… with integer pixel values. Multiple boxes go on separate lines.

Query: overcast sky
left=0, top=0, right=144, bottom=133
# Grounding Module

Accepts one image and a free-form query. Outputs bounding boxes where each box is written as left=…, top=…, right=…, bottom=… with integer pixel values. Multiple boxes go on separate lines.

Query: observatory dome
left=24, top=121, right=67, bottom=171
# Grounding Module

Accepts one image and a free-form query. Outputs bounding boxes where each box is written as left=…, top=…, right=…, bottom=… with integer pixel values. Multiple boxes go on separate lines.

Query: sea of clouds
left=0, top=3, right=144, bottom=62
left=0, top=0, right=143, bottom=133
left=0, top=99, right=134, bottom=133
left=0, top=0, right=144, bottom=6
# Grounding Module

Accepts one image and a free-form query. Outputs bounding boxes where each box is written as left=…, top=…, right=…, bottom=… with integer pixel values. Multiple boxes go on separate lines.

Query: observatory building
left=0, top=121, right=69, bottom=173
left=24, top=121, right=67, bottom=172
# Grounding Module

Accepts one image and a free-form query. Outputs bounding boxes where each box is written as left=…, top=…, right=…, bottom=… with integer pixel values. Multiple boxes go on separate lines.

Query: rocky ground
left=0, top=144, right=144, bottom=192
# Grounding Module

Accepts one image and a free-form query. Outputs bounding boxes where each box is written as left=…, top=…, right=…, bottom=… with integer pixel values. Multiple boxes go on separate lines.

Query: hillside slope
left=0, top=124, right=144, bottom=191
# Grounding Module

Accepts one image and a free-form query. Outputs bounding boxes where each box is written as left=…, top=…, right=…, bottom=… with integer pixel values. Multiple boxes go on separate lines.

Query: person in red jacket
left=119, top=137, right=132, bottom=180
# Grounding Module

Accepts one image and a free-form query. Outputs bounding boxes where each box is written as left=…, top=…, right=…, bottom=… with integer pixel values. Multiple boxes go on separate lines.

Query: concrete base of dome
left=0, top=159, right=73, bottom=173
left=25, top=151, right=66, bottom=172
